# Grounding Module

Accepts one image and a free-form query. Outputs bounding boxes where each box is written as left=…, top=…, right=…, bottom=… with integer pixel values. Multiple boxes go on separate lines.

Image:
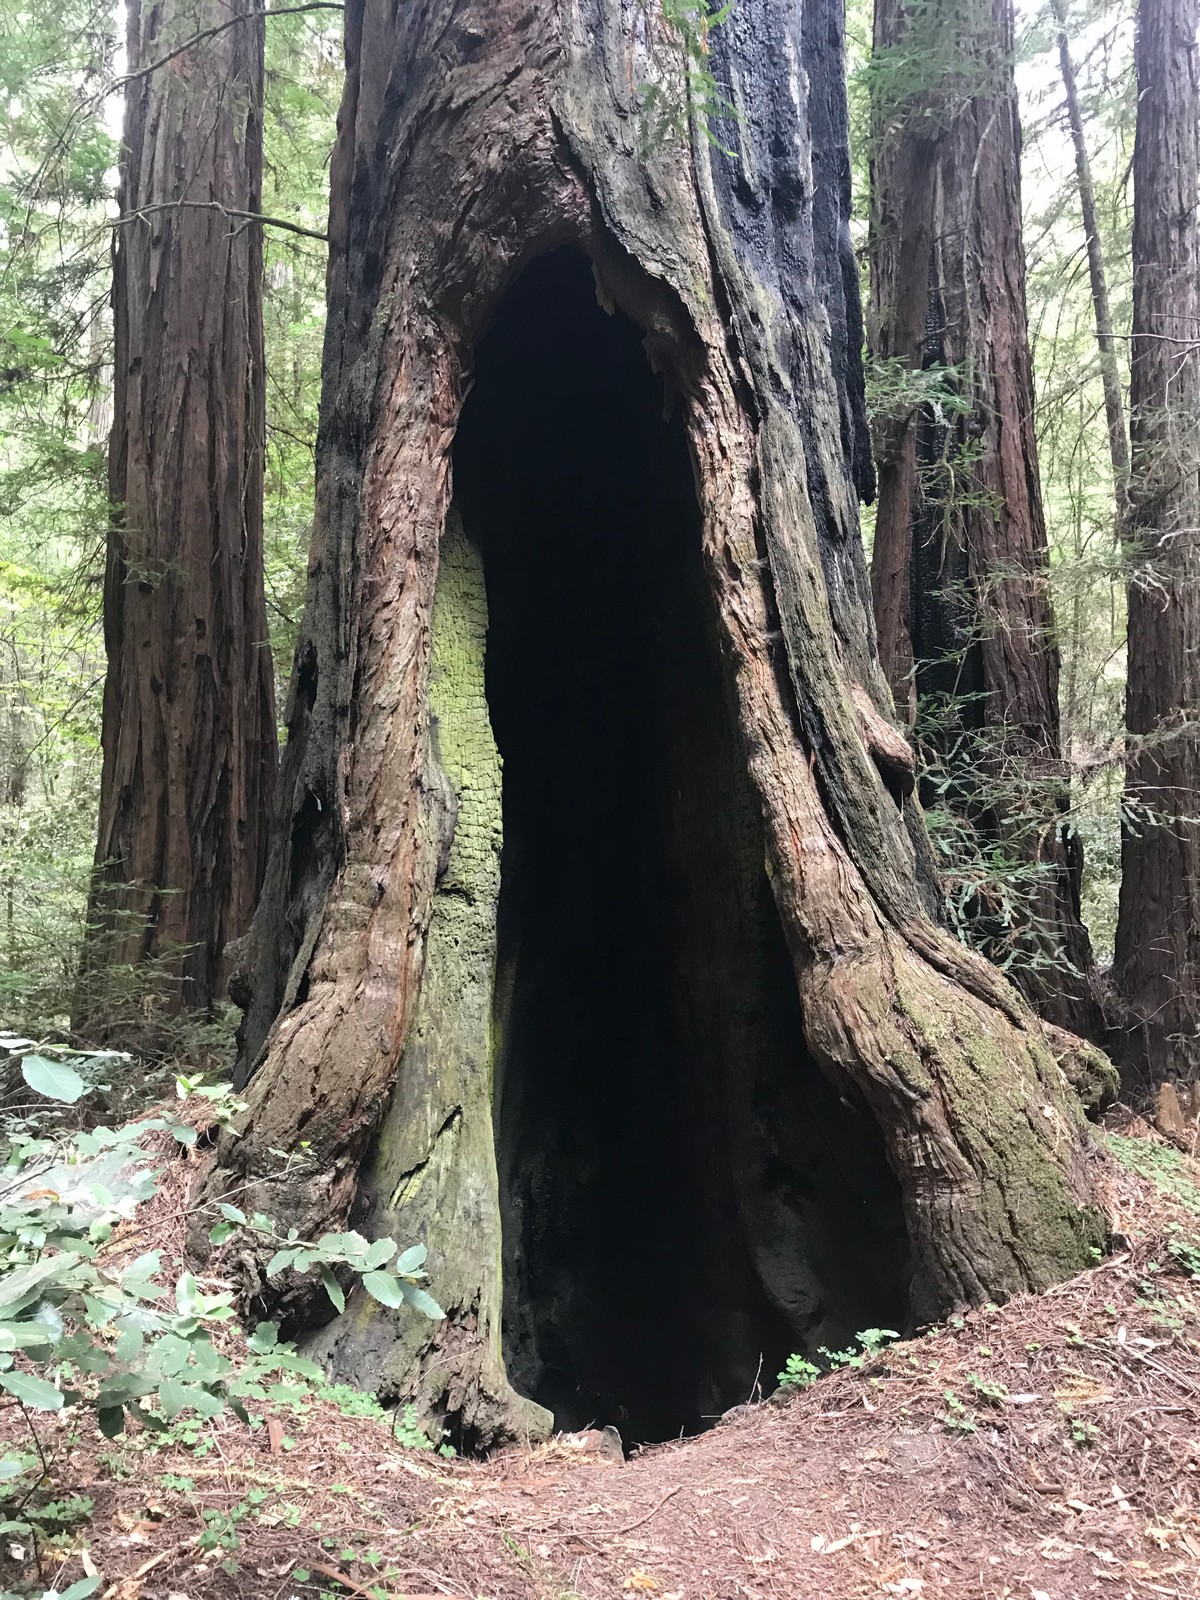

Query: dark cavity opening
left=453, top=249, right=908, bottom=1446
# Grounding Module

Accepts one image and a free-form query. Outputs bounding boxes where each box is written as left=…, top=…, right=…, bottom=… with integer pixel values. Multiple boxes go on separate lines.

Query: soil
left=2, top=1111, right=1198, bottom=1600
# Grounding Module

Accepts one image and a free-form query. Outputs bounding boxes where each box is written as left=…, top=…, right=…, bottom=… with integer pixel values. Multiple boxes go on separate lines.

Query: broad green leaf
left=361, top=1270, right=404, bottom=1309
left=60, top=1578, right=102, bottom=1600
left=32, top=1299, right=64, bottom=1344
left=127, top=1401, right=168, bottom=1434
left=20, top=1053, right=86, bottom=1104
left=97, top=1371, right=154, bottom=1406
left=248, top=1321, right=278, bottom=1354
left=114, top=1327, right=143, bottom=1364
left=363, top=1238, right=395, bottom=1270
left=97, top=1406, right=125, bottom=1438
left=175, top=1273, right=201, bottom=1315
left=274, top=1350, right=322, bottom=1380
left=399, top=1281, right=445, bottom=1321
left=147, top=1334, right=194, bottom=1373
left=319, top=1231, right=367, bottom=1259
left=320, top=1264, right=345, bottom=1314
left=0, top=1253, right=78, bottom=1317
left=83, top=1295, right=119, bottom=1327
left=193, top=1386, right=224, bottom=1420
left=265, top=1247, right=299, bottom=1278
left=189, top=1341, right=230, bottom=1383
left=0, top=1321, right=55, bottom=1351
left=0, top=1457, right=29, bottom=1481
left=208, top=1222, right=236, bottom=1246
left=218, top=1203, right=246, bottom=1226
left=157, top=1377, right=195, bottom=1420
left=0, top=1371, right=63, bottom=1409
left=395, top=1243, right=428, bottom=1275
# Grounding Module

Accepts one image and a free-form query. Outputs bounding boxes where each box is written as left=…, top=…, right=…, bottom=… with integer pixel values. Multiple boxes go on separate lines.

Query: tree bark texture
left=867, top=0, right=1101, bottom=1038
left=79, top=0, right=277, bottom=1029
left=1113, top=0, right=1200, bottom=1085
left=1053, top=0, right=1130, bottom=534
left=198, top=0, right=1105, bottom=1446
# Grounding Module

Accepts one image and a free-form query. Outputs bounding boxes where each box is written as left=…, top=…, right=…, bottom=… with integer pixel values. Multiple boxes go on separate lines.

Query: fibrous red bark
left=1113, top=0, right=1200, bottom=1085
left=867, top=0, right=1102, bottom=1039
left=79, top=0, right=277, bottom=1030
left=1052, top=0, right=1130, bottom=534
left=197, top=0, right=1106, bottom=1448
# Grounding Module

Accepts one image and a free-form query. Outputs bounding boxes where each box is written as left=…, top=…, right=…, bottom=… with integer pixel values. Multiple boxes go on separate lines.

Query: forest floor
left=2, top=1110, right=1199, bottom=1600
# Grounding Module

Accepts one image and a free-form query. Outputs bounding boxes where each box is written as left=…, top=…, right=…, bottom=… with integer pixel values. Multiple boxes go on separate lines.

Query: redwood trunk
left=199, top=0, right=1105, bottom=1448
left=1113, top=0, right=1200, bottom=1084
left=867, top=0, right=1101, bottom=1039
left=1053, top=0, right=1130, bottom=533
left=79, top=0, right=277, bottom=1030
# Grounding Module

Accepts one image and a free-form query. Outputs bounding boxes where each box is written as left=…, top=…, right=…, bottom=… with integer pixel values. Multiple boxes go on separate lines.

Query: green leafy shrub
left=778, top=1327, right=899, bottom=1392
left=0, top=1050, right=441, bottom=1466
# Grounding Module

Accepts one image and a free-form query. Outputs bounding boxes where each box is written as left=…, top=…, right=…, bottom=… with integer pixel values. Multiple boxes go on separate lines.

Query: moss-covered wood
left=198, top=0, right=1107, bottom=1445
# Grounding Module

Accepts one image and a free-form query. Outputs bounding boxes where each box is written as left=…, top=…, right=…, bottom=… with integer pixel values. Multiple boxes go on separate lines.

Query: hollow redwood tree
left=201, top=0, right=1106, bottom=1450
left=867, top=0, right=1101, bottom=1039
left=77, top=0, right=277, bottom=1032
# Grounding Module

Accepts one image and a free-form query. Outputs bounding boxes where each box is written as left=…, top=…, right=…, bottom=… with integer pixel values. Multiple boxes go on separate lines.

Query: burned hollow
left=450, top=249, right=909, bottom=1445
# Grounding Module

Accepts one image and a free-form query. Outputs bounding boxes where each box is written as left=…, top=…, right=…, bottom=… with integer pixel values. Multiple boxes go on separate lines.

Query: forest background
left=0, top=0, right=1150, bottom=1051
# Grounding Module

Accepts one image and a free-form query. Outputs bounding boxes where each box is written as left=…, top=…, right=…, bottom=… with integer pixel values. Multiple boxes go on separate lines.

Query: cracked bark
left=1113, top=0, right=1200, bottom=1085
left=78, top=0, right=277, bottom=1031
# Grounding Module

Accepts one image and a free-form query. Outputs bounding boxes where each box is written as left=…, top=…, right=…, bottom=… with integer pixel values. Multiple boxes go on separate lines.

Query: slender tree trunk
left=867, top=0, right=1102, bottom=1039
left=1113, top=0, right=1200, bottom=1085
left=197, top=0, right=1106, bottom=1450
left=78, top=0, right=277, bottom=1033
left=1052, top=0, right=1130, bottom=534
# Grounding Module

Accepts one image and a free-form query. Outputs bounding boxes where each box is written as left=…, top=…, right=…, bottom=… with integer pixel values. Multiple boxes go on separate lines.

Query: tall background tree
left=1113, top=0, right=1200, bottom=1083
left=1051, top=0, right=1130, bottom=534
left=77, top=0, right=277, bottom=1033
left=866, top=0, right=1101, bottom=1037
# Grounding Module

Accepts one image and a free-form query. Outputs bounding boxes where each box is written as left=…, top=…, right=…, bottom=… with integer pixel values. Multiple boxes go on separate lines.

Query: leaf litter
left=1, top=1109, right=1198, bottom=1599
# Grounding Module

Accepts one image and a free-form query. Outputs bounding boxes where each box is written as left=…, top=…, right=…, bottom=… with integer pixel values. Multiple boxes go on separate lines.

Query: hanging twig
left=110, top=200, right=328, bottom=242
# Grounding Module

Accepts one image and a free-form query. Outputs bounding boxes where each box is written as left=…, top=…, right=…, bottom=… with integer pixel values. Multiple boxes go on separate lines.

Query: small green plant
left=819, top=1327, right=900, bottom=1370
left=314, top=1381, right=387, bottom=1421
left=1068, top=1415, right=1099, bottom=1448
left=967, top=1372, right=1007, bottom=1406
left=776, top=1353, right=820, bottom=1390
left=1165, top=1229, right=1200, bottom=1279
left=940, top=1389, right=978, bottom=1433
left=778, top=1328, right=898, bottom=1391
left=1106, top=1134, right=1200, bottom=1216
left=198, top=1503, right=249, bottom=1553
left=391, top=1401, right=456, bottom=1456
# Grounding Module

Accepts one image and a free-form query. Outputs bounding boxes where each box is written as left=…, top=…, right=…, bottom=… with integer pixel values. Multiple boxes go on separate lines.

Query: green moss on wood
left=306, top=513, right=549, bottom=1448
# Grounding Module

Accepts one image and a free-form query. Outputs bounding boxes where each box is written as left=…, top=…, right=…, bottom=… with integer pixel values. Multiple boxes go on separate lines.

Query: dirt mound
left=3, top=1118, right=1198, bottom=1600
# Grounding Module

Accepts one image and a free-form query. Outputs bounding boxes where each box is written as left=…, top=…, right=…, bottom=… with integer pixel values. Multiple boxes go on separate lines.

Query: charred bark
left=1113, top=0, right=1200, bottom=1086
left=77, top=0, right=277, bottom=1032
left=867, top=0, right=1102, bottom=1039
left=198, top=0, right=1105, bottom=1448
